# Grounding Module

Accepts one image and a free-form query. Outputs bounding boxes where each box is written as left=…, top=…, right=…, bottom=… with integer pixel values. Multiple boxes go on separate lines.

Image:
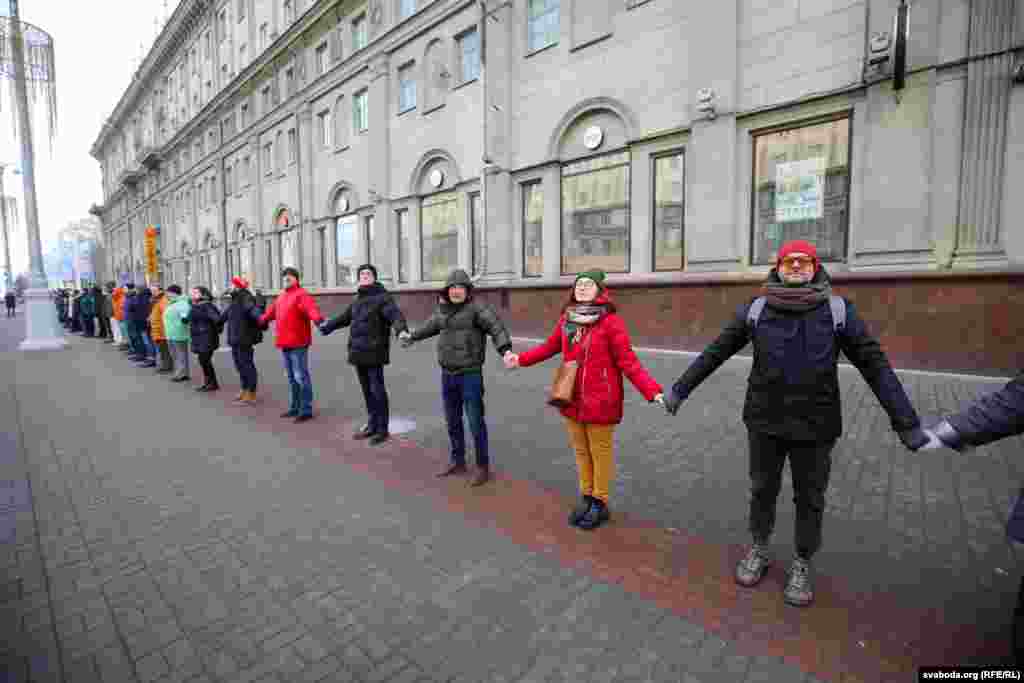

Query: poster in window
left=774, top=158, right=825, bottom=223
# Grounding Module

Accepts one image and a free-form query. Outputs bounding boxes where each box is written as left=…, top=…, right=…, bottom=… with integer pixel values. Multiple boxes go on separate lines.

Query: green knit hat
left=574, top=269, right=607, bottom=289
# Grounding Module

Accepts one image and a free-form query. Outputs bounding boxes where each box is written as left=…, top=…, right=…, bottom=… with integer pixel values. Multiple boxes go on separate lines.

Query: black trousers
left=747, top=430, right=836, bottom=559
left=98, top=315, right=111, bottom=339
left=356, top=365, right=389, bottom=435
left=81, top=316, right=95, bottom=337
left=196, top=350, right=218, bottom=386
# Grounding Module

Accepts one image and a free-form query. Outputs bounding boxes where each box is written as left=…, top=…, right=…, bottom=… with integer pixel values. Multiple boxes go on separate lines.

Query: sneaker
left=353, top=425, right=374, bottom=440
left=577, top=498, right=608, bottom=530
left=568, top=496, right=594, bottom=527
left=735, top=543, right=772, bottom=588
left=783, top=557, right=814, bottom=607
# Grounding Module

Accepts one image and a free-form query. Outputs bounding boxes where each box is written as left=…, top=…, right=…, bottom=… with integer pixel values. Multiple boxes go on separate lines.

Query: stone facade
left=90, top=0, right=1024, bottom=371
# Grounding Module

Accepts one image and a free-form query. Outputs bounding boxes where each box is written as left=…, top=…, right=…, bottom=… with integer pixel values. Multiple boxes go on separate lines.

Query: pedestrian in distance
left=133, top=286, right=156, bottom=367
left=258, top=268, right=324, bottom=423
left=662, top=239, right=929, bottom=608
left=123, top=284, right=145, bottom=359
left=506, top=269, right=666, bottom=530
left=148, top=284, right=174, bottom=374
left=163, top=285, right=191, bottom=383
left=111, top=283, right=127, bottom=348
left=69, top=290, right=82, bottom=333
left=79, top=287, right=97, bottom=338
left=4, top=290, right=15, bottom=318
left=320, top=264, right=408, bottom=445
left=187, top=286, right=222, bottom=392
left=55, top=289, right=66, bottom=324
left=220, top=276, right=265, bottom=405
left=98, top=284, right=114, bottom=343
left=399, top=269, right=514, bottom=487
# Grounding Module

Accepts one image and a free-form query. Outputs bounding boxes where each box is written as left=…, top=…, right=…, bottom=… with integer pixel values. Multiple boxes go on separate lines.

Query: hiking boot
left=577, top=498, right=608, bottom=530
left=568, top=496, right=594, bottom=527
left=369, top=433, right=390, bottom=446
left=353, top=424, right=374, bottom=440
left=735, top=543, right=772, bottom=588
left=783, top=557, right=814, bottom=607
left=235, top=390, right=245, bottom=401
left=233, top=390, right=251, bottom=406
left=437, top=463, right=468, bottom=478
left=469, top=466, right=490, bottom=487
left=243, top=390, right=258, bottom=405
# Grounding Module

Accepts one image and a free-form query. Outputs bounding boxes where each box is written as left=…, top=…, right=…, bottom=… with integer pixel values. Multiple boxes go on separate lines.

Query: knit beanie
left=166, top=285, right=182, bottom=295
left=231, top=276, right=249, bottom=290
left=776, top=240, right=818, bottom=267
left=357, top=264, right=378, bottom=280
left=574, top=269, right=607, bottom=289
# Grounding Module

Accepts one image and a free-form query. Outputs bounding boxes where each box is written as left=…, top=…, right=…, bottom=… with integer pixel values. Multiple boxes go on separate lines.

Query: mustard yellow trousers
left=563, top=417, right=616, bottom=503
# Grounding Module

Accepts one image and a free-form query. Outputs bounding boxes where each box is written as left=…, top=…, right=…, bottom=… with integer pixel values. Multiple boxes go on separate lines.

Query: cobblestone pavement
left=1, top=315, right=1021, bottom=682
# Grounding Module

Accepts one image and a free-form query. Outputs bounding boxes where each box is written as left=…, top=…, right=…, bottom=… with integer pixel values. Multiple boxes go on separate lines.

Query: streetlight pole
left=0, top=165, right=12, bottom=295
left=9, top=0, right=65, bottom=349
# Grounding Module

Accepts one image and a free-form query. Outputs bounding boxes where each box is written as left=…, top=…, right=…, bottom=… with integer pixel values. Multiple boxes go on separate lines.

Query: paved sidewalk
left=1, top=316, right=1021, bottom=682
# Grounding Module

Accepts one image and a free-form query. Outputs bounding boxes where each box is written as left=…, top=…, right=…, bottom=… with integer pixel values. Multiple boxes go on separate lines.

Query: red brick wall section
left=305, top=272, right=1024, bottom=375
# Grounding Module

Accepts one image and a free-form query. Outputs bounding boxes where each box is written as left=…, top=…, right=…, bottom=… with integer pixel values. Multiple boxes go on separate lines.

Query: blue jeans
left=231, top=346, right=258, bottom=391
left=128, top=320, right=146, bottom=356
left=356, top=365, right=389, bottom=435
left=281, top=347, right=314, bottom=417
left=141, top=329, right=157, bottom=359
left=442, top=370, right=488, bottom=467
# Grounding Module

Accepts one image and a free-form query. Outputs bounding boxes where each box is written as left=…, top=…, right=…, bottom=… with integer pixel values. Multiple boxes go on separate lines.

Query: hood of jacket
left=441, top=269, right=473, bottom=304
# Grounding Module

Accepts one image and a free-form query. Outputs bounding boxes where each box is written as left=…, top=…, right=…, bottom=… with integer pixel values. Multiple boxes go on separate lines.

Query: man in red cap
left=663, top=239, right=927, bottom=607
left=220, top=276, right=266, bottom=405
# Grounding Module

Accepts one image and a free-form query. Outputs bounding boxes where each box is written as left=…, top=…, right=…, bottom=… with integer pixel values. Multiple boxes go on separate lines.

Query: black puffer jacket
left=220, top=289, right=264, bottom=347
left=671, top=267, right=920, bottom=442
left=321, top=282, right=407, bottom=366
left=187, top=300, right=222, bottom=354
left=940, top=372, right=1024, bottom=448
left=407, top=270, right=512, bottom=375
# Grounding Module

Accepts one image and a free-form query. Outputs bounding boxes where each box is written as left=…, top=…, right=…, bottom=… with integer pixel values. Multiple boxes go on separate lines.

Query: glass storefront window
left=522, top=182, right=543, bottom=277
left=654, top=152, right=685, bottom=271
left=751, top=116, right=850, bottom=265
left=421, top=192, right=460, bottom=282
left=561, top=151, right=630, bottom=275
left=336, top=215, right=358, bottom=285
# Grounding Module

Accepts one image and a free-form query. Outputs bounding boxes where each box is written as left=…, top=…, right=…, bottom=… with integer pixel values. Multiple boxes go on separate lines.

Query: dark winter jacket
left=220, top=289, right=265, bottom=348
left=187, top=300, right=222, bottom=354
left=78, top=292, right=97, bottom=318
left=670, top=267, right=920, bottom=442
left=518, top=290, right=663, bottom=425
left=407, top=269, right=511, bottom=374
left=321, top=282, right=408, bottom=366
left=98, top=289, right=113, bottom=318
left=939, top=371, right=1024, bottom=448
left=126, top=290, right=151, bottom=323
left=4, top=292, right=14, bottom=307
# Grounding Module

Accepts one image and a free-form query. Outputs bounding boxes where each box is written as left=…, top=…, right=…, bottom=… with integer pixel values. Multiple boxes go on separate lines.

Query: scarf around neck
left=762, top=270, right=832, bottom=312
left=564, top=303, right=608, bottom=350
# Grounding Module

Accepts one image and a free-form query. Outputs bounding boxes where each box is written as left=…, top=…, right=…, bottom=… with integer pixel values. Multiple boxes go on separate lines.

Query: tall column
left=953, top=0, right=1016, bottom=263
left=368, top=54, right=394, bottom=284
left=541, top=166, right=560, bottom=279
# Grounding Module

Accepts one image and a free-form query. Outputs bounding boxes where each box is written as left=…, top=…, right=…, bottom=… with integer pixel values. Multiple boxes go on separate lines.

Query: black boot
left=353, top=424, right=374, bottom=440
left=568, top=496, right=594, bottom=527
left=577, top=498, right=609, bottom=530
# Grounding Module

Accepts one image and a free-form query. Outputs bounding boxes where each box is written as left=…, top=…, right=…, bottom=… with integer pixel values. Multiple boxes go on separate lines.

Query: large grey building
left=90, top=1, right=1024, bottom=372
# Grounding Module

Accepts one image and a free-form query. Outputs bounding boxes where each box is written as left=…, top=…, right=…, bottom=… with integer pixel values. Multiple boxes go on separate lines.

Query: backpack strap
left=746, top=296, right=767, bottom=332
left=829, top=295, right=846, bottom=334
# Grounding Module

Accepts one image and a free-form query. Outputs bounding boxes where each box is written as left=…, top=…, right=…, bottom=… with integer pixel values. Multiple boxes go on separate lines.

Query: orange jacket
left=111, top=288, right=125, bottom=321
left=149, top=295, right=169, bottom=341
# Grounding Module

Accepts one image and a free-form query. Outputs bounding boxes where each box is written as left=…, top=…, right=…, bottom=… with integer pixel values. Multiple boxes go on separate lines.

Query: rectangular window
left=528, top=0, right=559, bottom=52
left=399, top=0, right=416, bottom=20
left=317, top=110, right=332, bottom=147
left=262, top=86, right=271, bottom=112
left=398, top=62, right=416, bottom=113
left=225, top=164, right=234, bottom=195
left=287, top=129, right=297, bottom=163
left=458, top=29, right=480, bottom=83
left=522, top=182, right=543, bottom=277
left=751, top=116, right=851, bottom=265
left=363, top=215, right=375, bottom=264
left=396, top=209, right=409, bottom=283
left=318, top=227, right=327, bottom=286
left=335, top=215, right=358, bottom=285
left=316, top=43, right=328, bottom=75
left=353, top=90, right=368, bottom=133
left=352, top=14, right=367, bottom=52
left=653, top=152, right=685, bottom=271
left=561, top=151, right=630, bottom=274
left=263, top=143, right=272, bottom=174
left=242, top=156, right=251, bottom=185
left=284, top=0, right=294, bottom=24
left=260, top=23, right=268, bottom=48
left=470, top=193, right=483, bottom=277
left=421, top=192, right=460, bottom=282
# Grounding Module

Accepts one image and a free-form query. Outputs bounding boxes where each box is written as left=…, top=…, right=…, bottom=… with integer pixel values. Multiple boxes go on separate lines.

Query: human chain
left=50, top=240, right=1024, bottom=614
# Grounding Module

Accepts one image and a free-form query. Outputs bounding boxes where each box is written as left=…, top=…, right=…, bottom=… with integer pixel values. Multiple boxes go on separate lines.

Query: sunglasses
left=780, top=256, right=815, bottom=269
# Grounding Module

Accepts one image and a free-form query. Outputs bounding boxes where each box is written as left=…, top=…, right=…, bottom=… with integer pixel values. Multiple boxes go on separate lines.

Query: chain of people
left=43, top=239, right=1024, bottom=614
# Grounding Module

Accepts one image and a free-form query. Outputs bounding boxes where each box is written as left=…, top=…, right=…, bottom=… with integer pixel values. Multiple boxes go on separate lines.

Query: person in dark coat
left=4, top=291, right=15, bottom=317
left=79, top=288, right=97, bottom=337
left=220, top=277, right=265, bottom=405
left=186, top=286, right=222, bottom=391
left=664, top=239, right=928, bottom=608
left=132, top=287, right=156, bottom=367
left=123, top=285, right=143, bottom=358
left=320, top=264, right=408, bottom=445
left=400, top=269, right=514, bottom=486
left=70, top=290, right=82, bottom=333
left=97, top=284, right=113, bottom=342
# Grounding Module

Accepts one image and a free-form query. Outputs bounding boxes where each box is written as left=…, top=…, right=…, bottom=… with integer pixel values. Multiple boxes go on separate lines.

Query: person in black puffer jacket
left=220, top=277, right=265, bottom=405
left=186, top=286, right=222, bottom=392
left=320, top=264, right=408, bottom=445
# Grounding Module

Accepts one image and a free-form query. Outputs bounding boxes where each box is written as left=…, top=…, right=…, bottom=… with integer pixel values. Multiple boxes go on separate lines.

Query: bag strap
left=746, top=296, right=767, bottom=333
left=746, top=295, right=846, bottom=334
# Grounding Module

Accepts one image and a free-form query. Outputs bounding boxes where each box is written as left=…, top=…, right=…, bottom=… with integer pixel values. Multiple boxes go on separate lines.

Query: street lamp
left=0, top=163, right=21, bottom=295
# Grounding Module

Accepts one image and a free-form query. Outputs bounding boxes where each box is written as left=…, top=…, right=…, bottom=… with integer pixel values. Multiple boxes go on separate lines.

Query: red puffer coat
left=258, top=284, right=324, bottom=350
left=518, top=293, right=662, bottom=425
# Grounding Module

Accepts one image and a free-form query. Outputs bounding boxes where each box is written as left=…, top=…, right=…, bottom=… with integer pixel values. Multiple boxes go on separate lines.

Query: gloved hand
left=917, top=428, right=945, bottom=451
left=317, top=322, right=328, bottom=336
left=652, top=393, right=665, bottom=407
left=897, top=427, right=930, bottom=451
left=663, top=390, right=684, bottom=416
left=398, top=331, right=413, bottom=348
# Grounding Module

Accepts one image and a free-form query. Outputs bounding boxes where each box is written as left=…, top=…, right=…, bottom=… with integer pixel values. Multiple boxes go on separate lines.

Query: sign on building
left=774, top=158, right=825, bottom=223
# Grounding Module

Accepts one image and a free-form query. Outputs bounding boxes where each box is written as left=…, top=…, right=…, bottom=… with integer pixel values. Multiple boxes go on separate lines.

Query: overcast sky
left=1, top=0, right=166, bottom=273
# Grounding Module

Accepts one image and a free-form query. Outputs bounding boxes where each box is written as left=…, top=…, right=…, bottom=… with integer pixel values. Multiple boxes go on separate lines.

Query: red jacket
left=258, top=285, right=324, bottom=350
left=518, top=293, right=662, bottom=425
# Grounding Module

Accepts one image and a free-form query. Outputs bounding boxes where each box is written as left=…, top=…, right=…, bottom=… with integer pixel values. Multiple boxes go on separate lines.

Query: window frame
left=651, top=149, right=686, bottom=272
left=315, top=42, right=328, bottom=76
left=287, top=129, right=297, bottom=164
left=747, top=111, right=853, bottom=267
left=397, top=61, right=417, bottom=114
left=398, top=0, right=417, bottom=21
left=352, top=13, right=368, bottom=52
left=353, top=89, right=369, bottom=133
left=527, top=0, right=560, bottom=54
left=559, top=149, right=632, bottom=276
left=457, top=28, right=480, bottom=85
left=420, top=191, right=461, bottom=283
left=317, top=109, right=333, bottom=148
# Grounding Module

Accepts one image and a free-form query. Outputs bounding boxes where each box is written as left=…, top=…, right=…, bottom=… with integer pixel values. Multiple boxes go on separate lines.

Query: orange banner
left=144, top=226, right=159, bottom=277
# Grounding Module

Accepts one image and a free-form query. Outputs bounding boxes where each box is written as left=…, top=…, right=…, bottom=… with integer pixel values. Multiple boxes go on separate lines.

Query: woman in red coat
left=508, top=270, right=665, bottom=530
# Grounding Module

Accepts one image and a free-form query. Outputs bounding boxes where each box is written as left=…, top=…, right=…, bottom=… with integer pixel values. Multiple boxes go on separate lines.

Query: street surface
left=1, top=310, right=1021, bottom=682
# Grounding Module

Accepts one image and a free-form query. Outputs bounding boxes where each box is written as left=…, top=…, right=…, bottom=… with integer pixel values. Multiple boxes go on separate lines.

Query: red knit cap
left=231, top=276, right=249, bottom=289
left=776, top=240, right=818, bottom=267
